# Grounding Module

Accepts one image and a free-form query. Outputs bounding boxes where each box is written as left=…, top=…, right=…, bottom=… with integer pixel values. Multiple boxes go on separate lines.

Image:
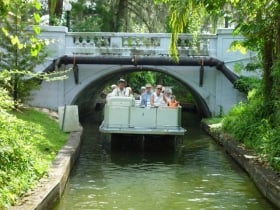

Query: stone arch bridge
left=29, top=26, right=254, bottom=117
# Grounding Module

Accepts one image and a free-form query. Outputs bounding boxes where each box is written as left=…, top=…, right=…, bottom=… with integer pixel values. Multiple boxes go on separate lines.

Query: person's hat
left=118, top=78, right=126, bottom=84
left=165, top=88, right=172, bottom=94
left=145, top=83, right=152, bottom=88
left=141, top=86, right=146, bottom=90
left=156, top=84, right=163, bottom=89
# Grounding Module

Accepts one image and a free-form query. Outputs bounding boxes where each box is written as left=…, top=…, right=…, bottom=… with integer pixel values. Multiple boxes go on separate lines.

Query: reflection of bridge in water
left=30, top=26, right=254, bottom=117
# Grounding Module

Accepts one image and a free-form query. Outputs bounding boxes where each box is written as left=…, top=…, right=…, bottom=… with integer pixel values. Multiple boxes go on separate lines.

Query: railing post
left=159, top=35, right=170, bottom=56
left=110, top=36, right=122, bottom=48
left=39, top=26, right=68, bottom=58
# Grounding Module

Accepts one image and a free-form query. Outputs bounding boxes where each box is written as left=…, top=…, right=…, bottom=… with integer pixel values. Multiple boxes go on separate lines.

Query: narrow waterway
left=54, top=112, right=275, bottom=210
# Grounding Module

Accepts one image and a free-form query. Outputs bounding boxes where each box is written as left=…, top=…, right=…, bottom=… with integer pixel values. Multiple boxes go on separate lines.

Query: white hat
left=118, top=78, right=126, bottom=84
left=165, top=88, right=172, bottom=94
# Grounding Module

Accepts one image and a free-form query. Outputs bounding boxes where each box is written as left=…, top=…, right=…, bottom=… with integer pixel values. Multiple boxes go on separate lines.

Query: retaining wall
left=201, top=123, right=280, bottom=209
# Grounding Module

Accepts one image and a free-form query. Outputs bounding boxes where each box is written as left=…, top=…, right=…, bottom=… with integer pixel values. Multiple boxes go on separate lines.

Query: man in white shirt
left=111, top=78, right=126, bottom=96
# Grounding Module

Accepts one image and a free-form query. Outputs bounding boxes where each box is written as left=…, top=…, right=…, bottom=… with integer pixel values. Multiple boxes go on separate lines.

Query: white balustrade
left=39, top=26, right=239, bottom=59
left=63, top=32, right=217, bottom=56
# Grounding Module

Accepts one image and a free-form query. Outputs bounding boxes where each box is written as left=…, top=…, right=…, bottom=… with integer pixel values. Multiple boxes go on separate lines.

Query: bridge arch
left=30, top=56, right=245, bottom=117
left=71, top=66, right=211, bottom=118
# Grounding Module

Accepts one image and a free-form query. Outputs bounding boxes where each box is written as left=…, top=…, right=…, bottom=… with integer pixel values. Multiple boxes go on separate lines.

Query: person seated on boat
left=125, top=86, right=134, bottom=98
left=111, top=78, right=126, bottom=97
left=168, top=95, right=179, bottom=108
left=140, top=83, right=153, bottom=107
left=106, top=84, right=117, bottom=101
left=139, top=86, right=146, bottom=101
left=164, top=87, right=172, bottom=103
left=150, top=84, right=167, bottom=107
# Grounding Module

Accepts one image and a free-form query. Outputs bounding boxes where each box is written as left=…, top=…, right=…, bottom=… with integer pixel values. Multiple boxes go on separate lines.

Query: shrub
left=222, top=89, right=280, bottom=171
left=0, top=109, right=68, bottom=209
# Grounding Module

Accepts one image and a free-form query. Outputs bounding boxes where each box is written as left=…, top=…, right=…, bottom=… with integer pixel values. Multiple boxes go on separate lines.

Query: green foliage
left=233, top=76, right=261, bottom=94
left=156, top=0, right=228, bottom=59
left=0, top=0, right=47, bottom=105
left=0, top=0, right=9, bottom=16
left=222, top=90, right=280, bottom=171
left=124, top=71, right=155, bottom=93
left=69, top=0, right=168, bottom=32
left=271, top=57, right=280, bottom=101
left=0, top=109, right=68, bottom=208
left=0, top=72, right=13, bottom=111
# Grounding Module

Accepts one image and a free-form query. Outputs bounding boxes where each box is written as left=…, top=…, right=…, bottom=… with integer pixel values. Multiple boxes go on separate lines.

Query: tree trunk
left=48, top=0, right=63, bottom=25
left=263, top=37, right=274, bottom=102
left=114, top=0, right=128, bottom=32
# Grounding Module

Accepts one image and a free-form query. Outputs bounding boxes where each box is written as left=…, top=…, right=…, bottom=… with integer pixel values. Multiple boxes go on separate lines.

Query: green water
left=54, top=113, right=276, bottom=210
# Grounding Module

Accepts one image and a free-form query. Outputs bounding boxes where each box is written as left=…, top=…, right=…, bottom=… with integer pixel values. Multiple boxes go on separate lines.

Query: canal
left=54, top=112, right=276, bottom=210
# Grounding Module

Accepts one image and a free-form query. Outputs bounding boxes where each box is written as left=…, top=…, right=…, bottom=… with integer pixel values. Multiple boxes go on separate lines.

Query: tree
left=0, top=0, right=47, bottom=106
left=48, top=0, right=63, bottom=25
left=157, top=0, right=280, bottom=116
left=68, top=0, right=168, bottom=32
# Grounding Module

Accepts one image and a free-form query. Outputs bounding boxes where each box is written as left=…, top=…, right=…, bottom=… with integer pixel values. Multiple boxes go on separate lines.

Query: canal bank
left=201, top=122, right=280, bottom=209
left=10, top=130, right=82, bottom=210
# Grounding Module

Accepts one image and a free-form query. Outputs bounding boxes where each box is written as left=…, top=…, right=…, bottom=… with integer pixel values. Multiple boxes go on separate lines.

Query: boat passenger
left=150, top=84, right=167, bottom=107
left=140, top=83, right=152, bottom=107
left=168, top=95, right=179, bottom=107
left=111, top=78, right=126, bottom=96
left=164, top=87, right=172, bottom=103
left=125, top=86, right=134, bottom=98
left=139, top=86, right=146, bottom=101
left=106, top=84, right=117, bottom=101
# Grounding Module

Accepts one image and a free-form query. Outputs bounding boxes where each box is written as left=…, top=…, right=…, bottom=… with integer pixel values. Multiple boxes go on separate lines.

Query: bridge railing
left=39, top=26, right=251, bottom=67
left=65, top=32, right=217, bottom=57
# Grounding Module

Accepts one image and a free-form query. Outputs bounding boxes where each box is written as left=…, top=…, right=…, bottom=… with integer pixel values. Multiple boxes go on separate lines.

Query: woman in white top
left=150, top=85, right=167, bottom=107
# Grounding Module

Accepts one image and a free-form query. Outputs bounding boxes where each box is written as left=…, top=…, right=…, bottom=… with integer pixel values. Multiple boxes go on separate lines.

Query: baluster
left=151, top=37, right=156, bottom=47
left=123, top=37, right=128, bottom=47
left=131, top=37, right=136, bottom=47
left=202, top=39, right=208, bottom=54
left=177, top=37, right=183, bottom=49
left=74, top=36, right=80, bottom=46
left=96, top=37, right=102, bottom=47
left=104, top=37, right=110, bottom=47
left=89, top=36, right=95, bottom=47
left=150, top=38, right=155, bottom=48
left=152, top=37, right=160, bottom=47
left=81, top=36, right=87, bottom=46
left=138, top=37, right=144, bottom=48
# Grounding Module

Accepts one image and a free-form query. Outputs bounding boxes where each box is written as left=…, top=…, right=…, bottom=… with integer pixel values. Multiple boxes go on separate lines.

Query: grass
left=0, top=108, right=68, bottom=209
left=13, top=109, right=69, bottom=163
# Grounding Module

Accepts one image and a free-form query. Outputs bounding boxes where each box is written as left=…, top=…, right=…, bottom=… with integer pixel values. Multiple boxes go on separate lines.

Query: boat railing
left=103, top=97, right=182, bottom=129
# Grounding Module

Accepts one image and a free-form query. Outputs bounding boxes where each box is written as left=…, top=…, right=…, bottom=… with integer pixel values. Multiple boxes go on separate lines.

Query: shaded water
left=54, top=112, right=276, bottom=210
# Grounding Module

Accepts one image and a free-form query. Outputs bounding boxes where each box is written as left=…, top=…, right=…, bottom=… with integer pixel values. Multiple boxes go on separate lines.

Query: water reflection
left=54, top=112, right=276, bottom=210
